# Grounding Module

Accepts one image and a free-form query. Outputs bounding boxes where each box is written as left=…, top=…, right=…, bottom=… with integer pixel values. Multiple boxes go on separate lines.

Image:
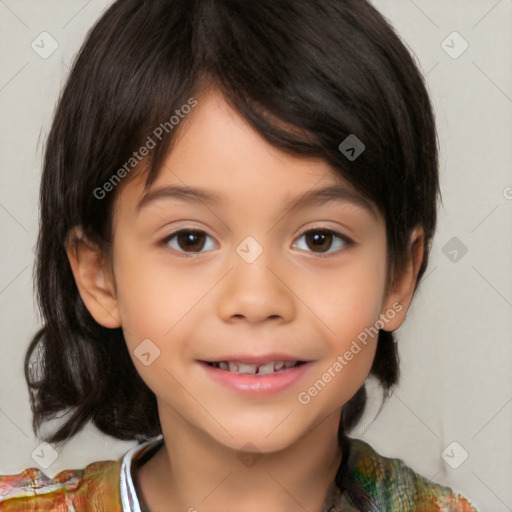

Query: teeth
left=257, top=362, right=275, bottom=375
left=238, top=363, right=257, bottom=375
left=210, top=360, right=301, bottom=374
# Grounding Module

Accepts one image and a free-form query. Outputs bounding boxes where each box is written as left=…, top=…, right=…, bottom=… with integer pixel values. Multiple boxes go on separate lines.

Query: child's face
left=75, top=89, right=417, bottom=453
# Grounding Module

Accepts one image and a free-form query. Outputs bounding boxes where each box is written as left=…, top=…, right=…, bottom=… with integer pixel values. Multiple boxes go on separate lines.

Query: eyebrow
left=135, top=183, right=377, bottom=218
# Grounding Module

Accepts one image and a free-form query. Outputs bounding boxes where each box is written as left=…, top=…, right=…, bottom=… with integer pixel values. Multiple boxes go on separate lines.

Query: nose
left=216, top=244, right=296, bottom=325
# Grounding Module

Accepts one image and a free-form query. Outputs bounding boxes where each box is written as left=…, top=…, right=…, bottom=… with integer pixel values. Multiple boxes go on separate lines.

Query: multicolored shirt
left=0, top=435, right=479, bottom=511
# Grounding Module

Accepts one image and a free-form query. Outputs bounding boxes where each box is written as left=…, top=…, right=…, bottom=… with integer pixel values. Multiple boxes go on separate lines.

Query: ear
left=380, top=226, right=425, bottom=332
left=65, top=227, right=121, bottom=328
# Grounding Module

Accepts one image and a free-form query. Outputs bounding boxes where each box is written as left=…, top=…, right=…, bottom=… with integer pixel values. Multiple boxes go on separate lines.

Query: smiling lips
left=200, top=356, right=312, bottom=395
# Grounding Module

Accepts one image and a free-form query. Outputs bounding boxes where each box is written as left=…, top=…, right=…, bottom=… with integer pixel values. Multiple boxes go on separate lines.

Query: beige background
left=1, top=1, right=511, bottom=510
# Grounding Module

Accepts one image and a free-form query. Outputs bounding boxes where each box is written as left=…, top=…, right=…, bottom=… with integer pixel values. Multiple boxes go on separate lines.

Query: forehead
left=114, top=89, right=379, bottom=223
left=153, top=89, right=338, bottom=186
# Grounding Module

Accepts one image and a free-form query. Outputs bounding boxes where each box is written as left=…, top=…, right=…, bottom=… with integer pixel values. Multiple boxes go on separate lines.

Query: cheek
left=110, top=246, right=200, bottom=395
left=300, top=254, right=386, bottom=345
left=112, top=241, right=220, bottom=352
left=293, top=251, right=386, bottom=401
left=110, top=241, right=174, bottom=345
left=298, top=280, right=382, bottom=411
left=329, top=278, right=383, bottom=346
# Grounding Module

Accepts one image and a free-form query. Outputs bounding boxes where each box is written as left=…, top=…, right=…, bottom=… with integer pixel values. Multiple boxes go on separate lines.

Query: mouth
left=199, top=356, right=313, bottom=395
left=203, top=360, right=307, bottom=375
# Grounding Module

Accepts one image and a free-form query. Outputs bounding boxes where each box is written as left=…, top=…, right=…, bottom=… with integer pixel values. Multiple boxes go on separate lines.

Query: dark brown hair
left=26, top=0, right=438, bottom=471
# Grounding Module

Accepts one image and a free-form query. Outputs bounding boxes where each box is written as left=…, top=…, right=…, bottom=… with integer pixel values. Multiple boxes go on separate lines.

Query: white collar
left=119, top=435, right=164, bottom=512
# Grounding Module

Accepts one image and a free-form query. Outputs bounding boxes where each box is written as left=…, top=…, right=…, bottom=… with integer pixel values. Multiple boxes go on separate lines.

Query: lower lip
left=199, top=362, right=313, bottom=396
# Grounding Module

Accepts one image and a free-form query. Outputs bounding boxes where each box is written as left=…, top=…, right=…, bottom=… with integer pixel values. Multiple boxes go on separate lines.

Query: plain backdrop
left=1, top=1, right=511, bottom=510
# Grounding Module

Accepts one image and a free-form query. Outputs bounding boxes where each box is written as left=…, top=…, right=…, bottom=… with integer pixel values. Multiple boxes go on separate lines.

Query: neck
left=137, top=406, right=343, bottom=512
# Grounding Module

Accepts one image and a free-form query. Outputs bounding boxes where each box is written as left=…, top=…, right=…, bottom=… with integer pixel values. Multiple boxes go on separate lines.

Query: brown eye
left=166, top=230, right=215, bottom=253
left=293, top=229, right=349, bottom=255
left=305, top=231, right=333, bottom=252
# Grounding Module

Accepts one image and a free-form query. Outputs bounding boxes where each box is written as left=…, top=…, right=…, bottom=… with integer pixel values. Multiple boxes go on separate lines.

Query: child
left=0, top=0, right=479, bottom=510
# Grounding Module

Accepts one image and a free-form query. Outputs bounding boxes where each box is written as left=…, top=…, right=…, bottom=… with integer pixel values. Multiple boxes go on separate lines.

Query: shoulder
left=340, top=437, right=479, bottom=511
left=0, top=459, right=122, bottom=512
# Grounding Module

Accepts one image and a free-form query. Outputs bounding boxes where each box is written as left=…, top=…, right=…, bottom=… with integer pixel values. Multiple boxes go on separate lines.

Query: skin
left=67, top=88, right=424, bottom=512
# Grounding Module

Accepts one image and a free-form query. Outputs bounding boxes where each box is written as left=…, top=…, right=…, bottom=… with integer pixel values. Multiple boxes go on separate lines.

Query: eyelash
left=160, top=228, right=354, bottom=258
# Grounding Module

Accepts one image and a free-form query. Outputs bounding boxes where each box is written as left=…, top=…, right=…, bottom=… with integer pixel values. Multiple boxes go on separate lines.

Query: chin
left=207, top=422, right=309, bottom=456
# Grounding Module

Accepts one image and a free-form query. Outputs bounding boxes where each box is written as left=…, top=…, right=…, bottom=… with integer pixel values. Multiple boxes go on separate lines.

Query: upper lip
left=200, top=354, right=308, bottom=365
